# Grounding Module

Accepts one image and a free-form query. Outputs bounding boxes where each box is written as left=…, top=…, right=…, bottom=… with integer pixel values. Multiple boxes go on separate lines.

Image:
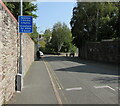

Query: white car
left=39, top=51, right=44, bottom=57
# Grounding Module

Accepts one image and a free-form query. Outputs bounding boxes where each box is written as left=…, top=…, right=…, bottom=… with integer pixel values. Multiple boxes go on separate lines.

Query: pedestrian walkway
left=9, top=60, right=58, bottom=104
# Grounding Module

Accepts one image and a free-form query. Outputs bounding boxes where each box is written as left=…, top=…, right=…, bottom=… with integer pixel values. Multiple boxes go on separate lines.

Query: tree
left=44, top=29, right=52, bottom=43
left=5, top=2, right=37, bottom=20
left=70, top=2, right=119, bottom=57
left=30, top=23, right=39, bottom=44
left=51, top=22, right=72, bottom=53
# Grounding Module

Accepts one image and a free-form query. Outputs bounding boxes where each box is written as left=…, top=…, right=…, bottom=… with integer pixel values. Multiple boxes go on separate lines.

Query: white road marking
left=94, top=85, right=108, bottom=89
left=66, top=87, right=82, bottom=91
left=94, top=85, right=116, bottom=91
left=107, top=86, right=116, bottom=91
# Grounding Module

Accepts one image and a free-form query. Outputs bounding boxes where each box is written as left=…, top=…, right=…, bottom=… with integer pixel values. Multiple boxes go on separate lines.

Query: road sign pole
left=20, top=0, right=23, bottom=16
left=19, top=0, right=23, bottom=91
left=17, top=1, right=33, bottom=92
left=20, top=0, right=23, bottom=73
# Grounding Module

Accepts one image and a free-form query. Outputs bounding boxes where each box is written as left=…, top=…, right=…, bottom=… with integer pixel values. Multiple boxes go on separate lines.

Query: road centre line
left=66, top=87, right=82, bottom=91
left=94, top=85, right=116, bottom=91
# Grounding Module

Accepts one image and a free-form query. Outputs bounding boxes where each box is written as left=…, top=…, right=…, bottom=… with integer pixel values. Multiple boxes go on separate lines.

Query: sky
left=33, top=2, right=76, bottom=33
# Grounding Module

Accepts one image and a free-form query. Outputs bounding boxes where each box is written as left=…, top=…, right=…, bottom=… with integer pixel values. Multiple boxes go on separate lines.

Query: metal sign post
left=16, top=0, right=33, bottom=92
left=19, top=0, right=23, bottom=74
left=19, top=0, right=23, bottom=90
left=16, top=0, right=23, bottom=92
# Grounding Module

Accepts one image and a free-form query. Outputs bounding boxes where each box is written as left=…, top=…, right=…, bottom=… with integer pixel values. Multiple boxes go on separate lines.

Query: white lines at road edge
left=94, top=85, right=116, bottom=91
left=66, top=87, right=82, bottom=91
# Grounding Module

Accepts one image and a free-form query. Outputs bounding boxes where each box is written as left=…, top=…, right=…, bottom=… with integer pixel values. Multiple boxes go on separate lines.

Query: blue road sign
left=18, top=16, right=33, bottom=33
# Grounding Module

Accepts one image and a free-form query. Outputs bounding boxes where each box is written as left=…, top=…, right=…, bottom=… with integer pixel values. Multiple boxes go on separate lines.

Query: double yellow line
left=43, top=59, right=69, bottom=104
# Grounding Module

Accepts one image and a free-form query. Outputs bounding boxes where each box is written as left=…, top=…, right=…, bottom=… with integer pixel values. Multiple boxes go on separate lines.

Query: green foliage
left=70, top=44, right=77, bottom=53
left=4, top=2, right=38, bottom=44
left=41, top=22, right=74, bottom=53
left=30, top=23, right=39, bottom=43
left=43, top=29, right=52, bottom=43
left=70, top=2, right=119, bottom=49
left=39, top=40, right=46, bottom=48
left=5, top=2, right=37, bottom=20
left=51, top=22, right=72, bottom=53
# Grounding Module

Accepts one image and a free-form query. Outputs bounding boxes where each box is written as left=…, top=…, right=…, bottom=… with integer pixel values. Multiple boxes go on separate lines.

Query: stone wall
left=22, top=33, right=34, bottom=76
left=0, top=1, right=34, bottom=105
left=79, top=40, right=120, bottom=63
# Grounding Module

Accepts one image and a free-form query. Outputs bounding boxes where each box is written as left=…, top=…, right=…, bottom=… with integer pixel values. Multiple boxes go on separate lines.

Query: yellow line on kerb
left=43, top=60, right=63, bottom=105
left=45, top=61, right=64, bottom=90
left=44, top=60, right=69, bottom=104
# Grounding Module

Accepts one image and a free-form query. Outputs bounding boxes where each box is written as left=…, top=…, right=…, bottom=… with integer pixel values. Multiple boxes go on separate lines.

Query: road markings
left=94, top=85, right=116, bottom=91
left=94, top=85, right=108, bottom=89
left=51, top=68, right=64, bottom=89
left=66, top=87, right=82, bottom=91
left=44, top=60, right=69, bottom=104
left=43, top=60, right=63, bottom=104
left=107, top=86, right=116, bottom=91
left=45, top=61, right=64, bottom=90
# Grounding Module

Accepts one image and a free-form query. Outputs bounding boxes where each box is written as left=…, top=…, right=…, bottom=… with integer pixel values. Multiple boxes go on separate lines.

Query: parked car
left=69, top=52, right=75, bottom=57
left=39, top=51, right=44, bottom=57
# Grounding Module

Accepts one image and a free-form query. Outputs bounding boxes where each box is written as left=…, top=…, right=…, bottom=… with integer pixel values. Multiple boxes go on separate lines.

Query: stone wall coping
left=0, top=0, right=17, bottom=22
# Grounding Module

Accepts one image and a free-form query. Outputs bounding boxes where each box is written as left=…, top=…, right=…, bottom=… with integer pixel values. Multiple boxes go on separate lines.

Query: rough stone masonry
left=0, top=1, right=35, bottom=105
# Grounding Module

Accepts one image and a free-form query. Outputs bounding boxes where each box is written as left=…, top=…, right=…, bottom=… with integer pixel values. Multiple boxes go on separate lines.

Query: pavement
left=8, top=59, right=58, bottom=104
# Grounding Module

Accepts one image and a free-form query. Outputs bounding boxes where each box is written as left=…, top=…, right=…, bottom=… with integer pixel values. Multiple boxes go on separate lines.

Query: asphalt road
left=44, top=55, right=119, bottom=104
